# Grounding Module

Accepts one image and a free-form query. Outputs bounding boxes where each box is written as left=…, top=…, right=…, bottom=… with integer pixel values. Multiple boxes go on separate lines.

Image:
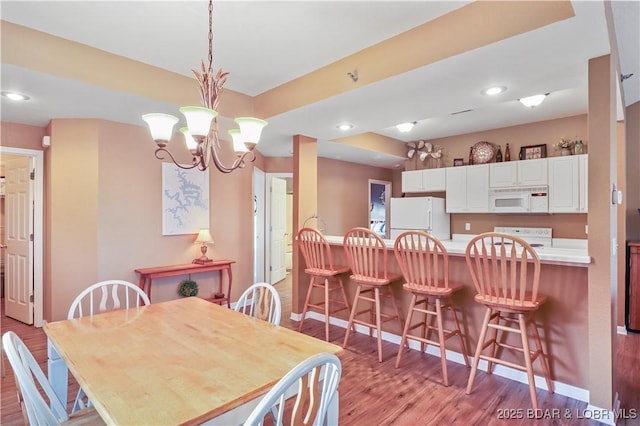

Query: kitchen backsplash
left=450, top=213, right=588, bottom=239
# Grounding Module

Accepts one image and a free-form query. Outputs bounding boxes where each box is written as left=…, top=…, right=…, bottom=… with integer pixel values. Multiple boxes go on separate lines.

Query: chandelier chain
left=208, top=0, right=213, bottom=75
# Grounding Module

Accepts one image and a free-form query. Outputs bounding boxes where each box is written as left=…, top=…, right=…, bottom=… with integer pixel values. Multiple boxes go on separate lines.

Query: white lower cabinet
left=548, top=154, right=587, bottom=213
left=445, top=164, right=489, bottom=213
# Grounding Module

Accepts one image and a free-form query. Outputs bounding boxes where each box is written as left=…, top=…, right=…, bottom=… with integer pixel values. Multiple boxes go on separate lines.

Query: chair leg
left=387, top=285, right=404, bottom=330
left=435, top=298, right=449, bottom=386
left=299, top=275, right=316, bottom=333
left=343, top=285, right=362, bottom=349
left=486, top=313, right=501, bottom=374
left=324, top=278, right=330, bottom=342
left=395, top=294, right=417, bottom=368
left=374, top=287, right=383, bottom=363
left=448, top=298, right=470, bottom=367
left=420, top=298, right=428, bottom=353
left=466, top=307, right=492, bottom=395
left=424, top=300, right=436, bottom=353
left=518, top=313, right=539, bottom=411
left=529, top=317, right=554, bottom=394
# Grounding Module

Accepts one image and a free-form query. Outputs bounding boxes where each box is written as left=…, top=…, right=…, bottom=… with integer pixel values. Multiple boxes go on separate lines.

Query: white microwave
left=489, top=186, right=548, bottom=213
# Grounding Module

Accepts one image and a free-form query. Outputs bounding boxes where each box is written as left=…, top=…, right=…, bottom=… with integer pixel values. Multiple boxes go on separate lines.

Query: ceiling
left=1, top=1, right=638, bottom=169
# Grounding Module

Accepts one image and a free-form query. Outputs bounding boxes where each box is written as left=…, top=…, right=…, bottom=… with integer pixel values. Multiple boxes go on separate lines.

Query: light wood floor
left=2, top=275, right=639, bottom=425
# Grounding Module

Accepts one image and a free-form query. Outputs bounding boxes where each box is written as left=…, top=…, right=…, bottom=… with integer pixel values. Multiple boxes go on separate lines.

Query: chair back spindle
left=234, top=282, right=282, bottom=325
left=343, top=227, right=389, bottom=281
left=465, top=232, right=541, bottom=309
left=68, top=280, right=150, bottom=319
left=243, top=352, right=341, bottom=426
left=394, top=231, right=449, bottom=290
left=297, top=228, right=334, bottom=273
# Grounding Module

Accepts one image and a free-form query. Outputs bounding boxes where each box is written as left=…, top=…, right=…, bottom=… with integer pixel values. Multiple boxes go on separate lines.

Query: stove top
left=493, top=227, right=552, bottom=248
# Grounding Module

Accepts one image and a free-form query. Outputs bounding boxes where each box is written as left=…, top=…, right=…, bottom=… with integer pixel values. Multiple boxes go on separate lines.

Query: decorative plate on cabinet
left=471, top=141, right=495, bottom=164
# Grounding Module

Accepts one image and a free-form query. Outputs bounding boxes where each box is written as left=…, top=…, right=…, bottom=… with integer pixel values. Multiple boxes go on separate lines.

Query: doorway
left=253, top=172, right=293, bottom=286
left=369, top=179, right=391, bottom=239
left=0, top=147, right=44, bottom=327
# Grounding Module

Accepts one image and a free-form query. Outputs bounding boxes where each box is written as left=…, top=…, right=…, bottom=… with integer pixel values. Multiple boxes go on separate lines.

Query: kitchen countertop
left=324, top=234, right=591, bottom=266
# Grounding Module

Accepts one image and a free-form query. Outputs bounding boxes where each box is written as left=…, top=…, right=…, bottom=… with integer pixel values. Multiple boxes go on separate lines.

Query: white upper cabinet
left=445, top=164, right=489, bottom=213
left=489, top=158, right=548, bottom=188
left=402, top=168, right=446, bottom=193
left=548, top=155, right=588, bottom=213
left=402, top=170, right=423, bottom=193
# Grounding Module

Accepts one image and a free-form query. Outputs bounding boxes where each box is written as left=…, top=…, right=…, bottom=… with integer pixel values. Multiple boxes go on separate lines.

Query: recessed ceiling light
left=519, top=94, right=547, bottom=108
left=482, top=86, right=506, bottom=96
left=1, top=91, right=30, bottom=101
left=395, top=122, right=416, bottom=132
left=337, top=123, right=353, bottom=131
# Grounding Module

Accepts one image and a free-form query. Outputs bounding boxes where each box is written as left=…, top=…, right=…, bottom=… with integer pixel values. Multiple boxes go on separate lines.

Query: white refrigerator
left=389, top=197, right=450, bottom=241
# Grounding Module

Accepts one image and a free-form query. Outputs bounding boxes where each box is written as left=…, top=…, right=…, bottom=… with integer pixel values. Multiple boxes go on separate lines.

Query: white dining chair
left=243, top=352, right=342, bottom=426
left=67, top=279, right=150, bottom=412
left=234, top=282, right=282, bottom=325
left=2, top=331, right=104, bottom=425
left=68, top=279, right=150, bottom=319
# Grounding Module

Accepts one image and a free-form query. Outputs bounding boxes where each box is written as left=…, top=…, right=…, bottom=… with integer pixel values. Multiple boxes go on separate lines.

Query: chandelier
left=142, top=0, right=267, bottom=173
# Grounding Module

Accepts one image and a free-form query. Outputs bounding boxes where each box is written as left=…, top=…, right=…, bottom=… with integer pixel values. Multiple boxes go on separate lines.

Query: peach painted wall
left=0, top=123, right=46, bottom=150
left=317, top=157, right=395, bottom=236
left=2, top=119, right=256, bottom=321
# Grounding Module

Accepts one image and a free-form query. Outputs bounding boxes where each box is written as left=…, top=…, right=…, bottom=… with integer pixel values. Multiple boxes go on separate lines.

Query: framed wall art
left=162, top=163, right=210, bottom=235
left=519, top=144, right=547, bottom=160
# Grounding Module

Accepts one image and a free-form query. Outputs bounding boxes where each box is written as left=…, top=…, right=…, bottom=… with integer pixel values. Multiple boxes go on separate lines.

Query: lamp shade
left=142, top=113, right=179, bottom=141
left=180, top=127, right=199, bottom=151
left=180, top=106, right=218, bottom=137
left=235, top=117, right=268, bottom=145
left=195, top=229, right=214, bottom=244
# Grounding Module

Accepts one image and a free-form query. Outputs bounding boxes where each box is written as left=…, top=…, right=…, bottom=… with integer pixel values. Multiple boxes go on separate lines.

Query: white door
left=5, top=156, right=34, bottom=324
left=269, top=177, right=287, bottom=284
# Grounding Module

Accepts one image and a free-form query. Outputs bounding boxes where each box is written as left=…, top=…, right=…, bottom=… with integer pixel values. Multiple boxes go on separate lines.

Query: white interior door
left=5, top=156, right=33, bottom=324
left=269, top=177, right=287, bottom=284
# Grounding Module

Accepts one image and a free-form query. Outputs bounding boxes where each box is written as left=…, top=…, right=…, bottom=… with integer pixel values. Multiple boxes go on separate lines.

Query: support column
left=587, top=54, right=618, bottom=411
left=292, top=135, right=317, bottom=315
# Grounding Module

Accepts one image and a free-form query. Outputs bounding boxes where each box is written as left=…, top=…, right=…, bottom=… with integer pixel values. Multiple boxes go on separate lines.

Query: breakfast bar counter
left=324, top=235, right=591, bottom=266
left=299, top=234, right=591, bottom=397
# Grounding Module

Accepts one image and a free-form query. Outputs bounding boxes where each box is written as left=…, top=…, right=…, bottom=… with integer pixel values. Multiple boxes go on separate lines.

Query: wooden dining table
left=44, top=297, right=342, bottom=425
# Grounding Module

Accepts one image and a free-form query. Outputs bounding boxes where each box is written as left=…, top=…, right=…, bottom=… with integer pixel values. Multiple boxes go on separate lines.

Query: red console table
left=135, top=260, right=235, bottom=307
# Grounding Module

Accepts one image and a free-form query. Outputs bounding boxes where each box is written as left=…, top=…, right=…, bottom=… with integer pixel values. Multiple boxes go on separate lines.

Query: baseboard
left=299, top=311, right=589, bottom=403
left=617, top=326, right=627, bottom=335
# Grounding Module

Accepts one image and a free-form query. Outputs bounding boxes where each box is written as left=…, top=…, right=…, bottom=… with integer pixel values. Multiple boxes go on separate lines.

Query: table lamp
left=193, top=229, right=214, bottom=264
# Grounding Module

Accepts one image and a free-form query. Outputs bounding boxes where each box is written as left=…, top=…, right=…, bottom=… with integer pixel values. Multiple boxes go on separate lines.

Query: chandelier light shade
left=180, top=128, right=199, bottom=153
left=142, top=0, right=267, bottom=173
left=142, top=113, right=179, bottom=147
left=235, top=117, right=268, bottom=149
left=179, top=106, right=218, bottom=137
left=228, top=129, right=246, bottom=153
